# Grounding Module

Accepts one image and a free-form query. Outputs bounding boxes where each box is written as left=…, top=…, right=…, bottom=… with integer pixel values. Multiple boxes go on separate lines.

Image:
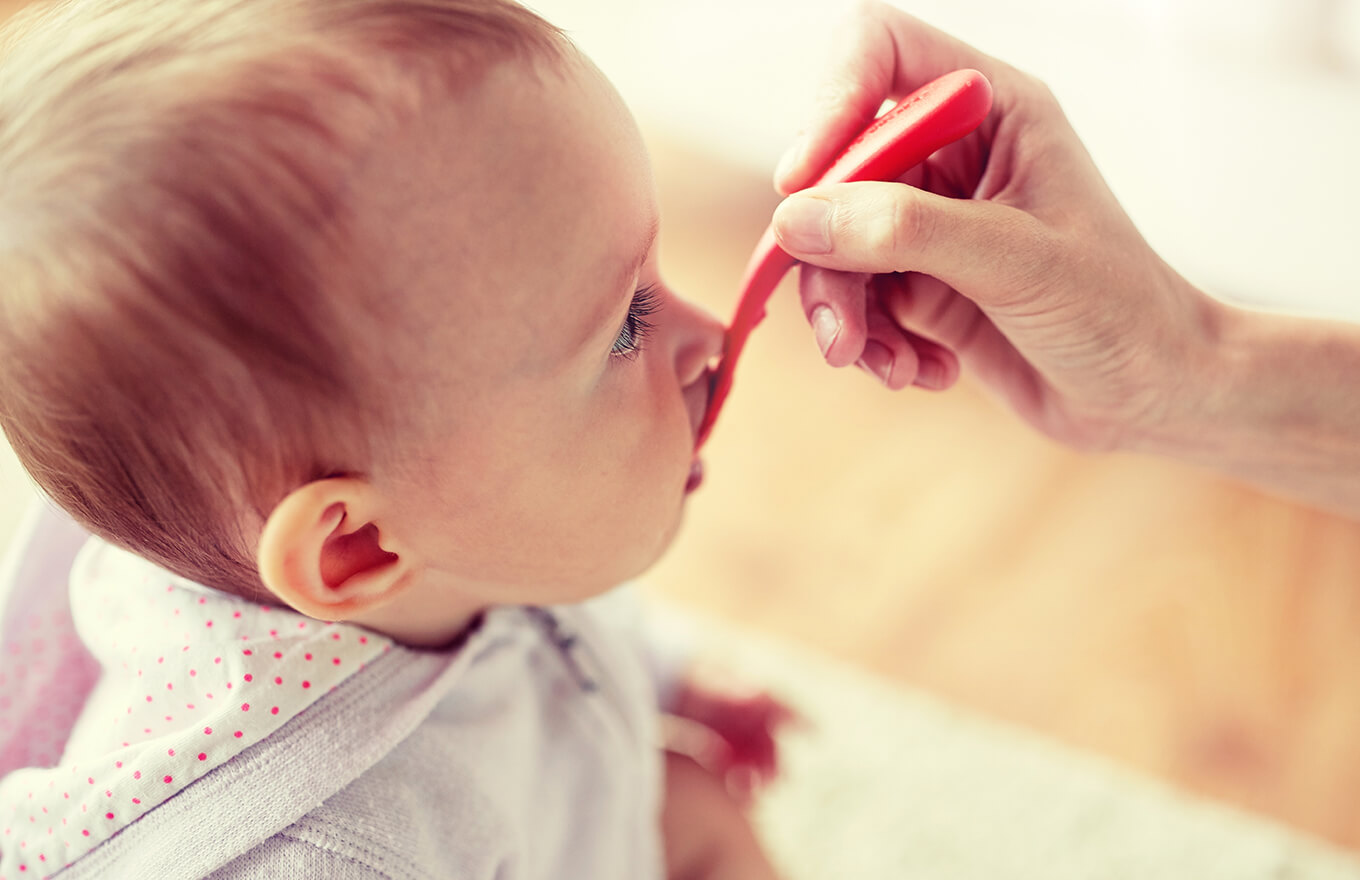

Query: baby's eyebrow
left=619, top=215, right=660, bottom=292
left=574, top=214, right=662, bottom=358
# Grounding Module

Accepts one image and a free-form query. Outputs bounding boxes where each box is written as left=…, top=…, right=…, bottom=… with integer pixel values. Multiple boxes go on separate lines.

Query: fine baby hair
left=0, top=0, right=562, bottom=598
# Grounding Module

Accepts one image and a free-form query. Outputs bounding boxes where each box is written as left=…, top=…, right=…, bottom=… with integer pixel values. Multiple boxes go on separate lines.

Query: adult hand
left=771, top=1, right=1217, bottom=453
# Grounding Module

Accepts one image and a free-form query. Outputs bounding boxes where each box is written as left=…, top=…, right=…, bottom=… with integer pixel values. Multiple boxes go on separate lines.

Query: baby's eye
left=611, top=284, right=661, bottom=360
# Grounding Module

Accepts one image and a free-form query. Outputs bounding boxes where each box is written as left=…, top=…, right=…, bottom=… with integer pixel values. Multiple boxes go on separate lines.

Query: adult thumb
left=771, top=182, right=1045, bottom=300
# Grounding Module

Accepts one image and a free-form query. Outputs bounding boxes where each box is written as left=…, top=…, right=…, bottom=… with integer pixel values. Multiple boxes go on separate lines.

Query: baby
left=0, top=0, right=788, bottom=877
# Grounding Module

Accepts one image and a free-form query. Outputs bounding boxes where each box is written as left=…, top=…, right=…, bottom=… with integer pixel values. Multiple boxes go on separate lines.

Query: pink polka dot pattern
left=0, top=537, right=390, bottom=879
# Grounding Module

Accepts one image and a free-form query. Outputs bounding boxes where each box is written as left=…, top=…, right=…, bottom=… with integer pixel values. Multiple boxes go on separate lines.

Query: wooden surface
left=642, top=133, right=1360, bottom=852
left=3, top=0, right=1360, bottom=854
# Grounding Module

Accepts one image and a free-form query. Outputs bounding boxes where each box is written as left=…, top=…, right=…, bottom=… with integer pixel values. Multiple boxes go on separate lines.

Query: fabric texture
left=0, top=503, right=99, bottom=776
left=0, top=504, right=667, bottom=880
left=692, top=615, right=1360, bottom=879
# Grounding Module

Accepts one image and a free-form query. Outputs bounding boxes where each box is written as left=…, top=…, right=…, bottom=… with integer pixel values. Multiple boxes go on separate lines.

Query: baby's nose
left=673, top=298, right=725, bottom=388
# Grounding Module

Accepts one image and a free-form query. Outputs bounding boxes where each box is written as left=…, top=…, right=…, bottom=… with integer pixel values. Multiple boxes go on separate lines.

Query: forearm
left=1138, top=296, right=1360, bottom=517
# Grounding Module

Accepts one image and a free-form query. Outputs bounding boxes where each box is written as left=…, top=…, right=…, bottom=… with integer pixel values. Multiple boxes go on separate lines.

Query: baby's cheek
left=608, top=446, right=686, bottom=563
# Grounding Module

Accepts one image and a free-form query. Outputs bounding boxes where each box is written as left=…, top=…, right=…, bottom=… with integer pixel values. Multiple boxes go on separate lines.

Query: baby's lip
left=688, top=369, right=716, bottom=449
left=694, top=361, right=723, bottom=449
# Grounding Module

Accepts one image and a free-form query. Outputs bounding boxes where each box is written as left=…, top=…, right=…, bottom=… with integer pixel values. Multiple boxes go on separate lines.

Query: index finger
left=775, top=2, right=1001, bottom=195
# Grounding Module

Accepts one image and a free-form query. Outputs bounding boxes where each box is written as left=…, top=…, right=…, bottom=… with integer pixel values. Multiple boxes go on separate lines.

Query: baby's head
left=0, top=0, right=721, bottom=643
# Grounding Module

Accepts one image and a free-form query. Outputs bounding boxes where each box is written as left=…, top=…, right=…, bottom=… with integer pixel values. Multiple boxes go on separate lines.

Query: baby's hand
left=665, top=674, right=800, bottom=807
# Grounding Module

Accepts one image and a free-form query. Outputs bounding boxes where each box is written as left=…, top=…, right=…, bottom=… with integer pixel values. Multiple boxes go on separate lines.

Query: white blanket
left=676, top=614, right=1360, bottom=879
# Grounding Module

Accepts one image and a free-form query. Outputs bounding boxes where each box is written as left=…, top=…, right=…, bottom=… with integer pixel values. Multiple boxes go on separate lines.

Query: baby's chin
left=576, top=459, right=702, bottom=597
left=617, top=493, right=693, bottom=587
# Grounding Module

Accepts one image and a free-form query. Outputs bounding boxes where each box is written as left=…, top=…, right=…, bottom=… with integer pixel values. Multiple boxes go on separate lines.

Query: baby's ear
left=257, top=477, right=412, bottom=621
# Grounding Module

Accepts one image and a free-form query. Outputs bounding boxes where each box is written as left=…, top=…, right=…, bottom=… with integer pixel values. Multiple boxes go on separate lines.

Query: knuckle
left=1016, top=71, right=1061, bottom=113
left=851, top=0, right=886, bottom=32
left=869, top=193, right=927, bottom=270
left=835, top=74, right=879, bottom=112
left=811, top=73, right=844, bottom=109
left=859, top=210, right=895, bottom=264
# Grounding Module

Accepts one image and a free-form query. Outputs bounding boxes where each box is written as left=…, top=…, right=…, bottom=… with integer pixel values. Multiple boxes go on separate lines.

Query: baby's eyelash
left=611, top=284, right=661, bottom=360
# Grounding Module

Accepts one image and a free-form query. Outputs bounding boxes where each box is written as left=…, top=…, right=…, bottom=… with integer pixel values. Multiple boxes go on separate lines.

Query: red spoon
left=695, top=68, right=993, bottom=447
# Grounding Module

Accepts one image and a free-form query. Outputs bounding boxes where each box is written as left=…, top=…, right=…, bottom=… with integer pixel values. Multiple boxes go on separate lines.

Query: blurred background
left=535, top=0, right=1360, bottom=319
left=4, top=0, right=1360, bottom=856
left=527, top=0, right=1360, bottom=852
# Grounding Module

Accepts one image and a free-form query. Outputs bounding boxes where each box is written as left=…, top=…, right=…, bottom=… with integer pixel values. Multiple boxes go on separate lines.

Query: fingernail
left=773, top=195, right=833, bottom=255
left=811, top=305, right=840, bottom=359
left=774, top=136, right=803, bottom=186
left=915, top=357, right=945, bottom=390
left=856, top=340, right=894, bottom=387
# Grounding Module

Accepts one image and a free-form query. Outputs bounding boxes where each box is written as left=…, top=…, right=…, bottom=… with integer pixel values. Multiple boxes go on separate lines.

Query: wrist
left=1133, top=293, right=1360, bottom=515
left=1117, top=276, right=1230, bottom=458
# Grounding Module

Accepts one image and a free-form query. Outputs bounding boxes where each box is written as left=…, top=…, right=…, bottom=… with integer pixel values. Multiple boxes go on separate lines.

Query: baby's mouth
left=684, top=371, right=712, bottom=494
left=689, top=367, right=717, bottom=450
left=695, top=353, right=727, bottom=449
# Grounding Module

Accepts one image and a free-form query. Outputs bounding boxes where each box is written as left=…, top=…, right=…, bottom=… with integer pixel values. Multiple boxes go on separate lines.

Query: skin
left=770, top=1, right=1360, bottom=517
left=253, top=46, right=783, bottom=880
left=258, top=50, right=722, bottom=641
left=661, top=752, right=781, bottom=880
